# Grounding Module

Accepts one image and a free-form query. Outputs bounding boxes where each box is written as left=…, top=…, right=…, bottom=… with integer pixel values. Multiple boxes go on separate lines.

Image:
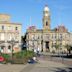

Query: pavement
left=0, top=58, right=72, bottom=72
left=21, top=58, right=72, bottom=72
left=0, top=64, right=29, bottom=72
left=40, top=52, right=72, bottom=66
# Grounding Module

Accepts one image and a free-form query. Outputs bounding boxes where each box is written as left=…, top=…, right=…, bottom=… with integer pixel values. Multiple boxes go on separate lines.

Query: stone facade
left=26, top=5, right=70, bottom=53
left=0, top=14, right=22, bottom=53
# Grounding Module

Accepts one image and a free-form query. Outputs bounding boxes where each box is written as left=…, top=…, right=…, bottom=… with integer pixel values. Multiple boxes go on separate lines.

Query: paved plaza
left=0, top=58, right=72, bottom=72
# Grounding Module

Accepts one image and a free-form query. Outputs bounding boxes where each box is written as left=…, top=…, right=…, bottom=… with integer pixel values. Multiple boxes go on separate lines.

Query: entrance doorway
left=45, top=41, right=49, bottom=52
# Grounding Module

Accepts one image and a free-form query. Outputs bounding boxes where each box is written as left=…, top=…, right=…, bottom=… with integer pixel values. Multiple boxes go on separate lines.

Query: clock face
left=45, top=13, right=48, bottom=16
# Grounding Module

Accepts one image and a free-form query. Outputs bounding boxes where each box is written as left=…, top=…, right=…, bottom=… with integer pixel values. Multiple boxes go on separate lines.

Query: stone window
left=52, top=34, right=56, bottom=40
left=1, top=33, right=4, bottom=40
left=46, top=21, right=48, bottom=26
left=8, top=34, right=12, bottom=40
left=1, top=46, right=4, bottom=52
left=15, top=27, right=18, bottom=30
left=37, top=36, right=39, bottom=39
left=45, top=34, right=49, bottom=40
left=8, top=45, right=11, bottom=50
left=32, top=35, right=35, bottom=40
left=8, top=45, right=11, bottom=53
left=59, top=34, right=62, bottom=40
left=1, top=46, right=4, bottom=50
left=2, top=25, right=4, bottom=30
left=8, top=26, right=12, bottom=30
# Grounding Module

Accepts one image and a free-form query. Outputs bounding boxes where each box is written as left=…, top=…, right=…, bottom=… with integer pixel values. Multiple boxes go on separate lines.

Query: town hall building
left=25, top=5, right=70, bottom=53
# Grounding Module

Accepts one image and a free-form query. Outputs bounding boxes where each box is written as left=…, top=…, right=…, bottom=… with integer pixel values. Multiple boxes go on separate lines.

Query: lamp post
left=32, top=37, right=35, bottom=52
left=41, top=30, right=43, bottom=52
left=11, top=38, right=15, bottom=61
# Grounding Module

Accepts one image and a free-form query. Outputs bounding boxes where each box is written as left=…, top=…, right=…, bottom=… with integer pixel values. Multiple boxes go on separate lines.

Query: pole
left=41, top=30, right=43, bottom=52
left=11, top=38, right=15, bottom=63
left=12, top=43, right=13, bottom=61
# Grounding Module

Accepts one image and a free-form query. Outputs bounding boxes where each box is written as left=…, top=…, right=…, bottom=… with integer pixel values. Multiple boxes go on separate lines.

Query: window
left=2, top=26, right=4, bottom=30
left=1, top=46, right=4, bottom=52
left=8, top=26, right=12, bottom=30
left=46, top=21, right=48, bottom=26
left=32, top=35, right=34, bottom=40
left=8, top=34, right=12, bottom=40
left=47, top=35, right=49, bottom=39
left=1, top=33, right=4, bottom=40
left=1, top=46, right=4, bottom=49
left=55, top=35, right=56, bottom=39
left=45, top=34, right=49, bottom=40
left=60, top=34, right=62, bottom=40
left=8, top=45, right=11, bottom=53
left=15, top=27, right=18, bottom=30
left=15, top=35, right=18, bottom=40
left=8, top=45, right=11, bottom=50
left=60, top=42, right=62, bottom=45
left=38, top=36, right=39, bottom=39
left=52, top=34, right=56, bottom=40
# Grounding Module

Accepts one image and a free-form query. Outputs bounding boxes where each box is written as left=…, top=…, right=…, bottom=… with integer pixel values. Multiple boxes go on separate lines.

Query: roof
left=0, top=22, right=22, bottom=25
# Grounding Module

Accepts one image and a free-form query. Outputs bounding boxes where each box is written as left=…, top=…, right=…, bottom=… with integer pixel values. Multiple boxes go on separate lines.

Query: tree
left=54, top=44, right=60, bottom=50
left=65, top=44, right=72, bottom=55
left=21, top=35, right=26, bottom=50
left=54, top=44, right=60, bottom=55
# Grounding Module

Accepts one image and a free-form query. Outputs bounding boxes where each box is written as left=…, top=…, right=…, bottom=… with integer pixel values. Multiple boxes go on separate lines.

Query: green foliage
left=12, top=50, right=35, bottom=64
left=1, top=53, right=10, bottom=59
left=13, top=50, right=35, bottom=59
left=54, top=44, right=60, bottom=50
left=0, top=50, right=35, bottom=64
left=65, top=44, right=71, bottom=50
left=26, top=50, right=35, bottom=57
left=1, top=54, right=10, bottom=63
left=65, top=44, right=72, bottom=54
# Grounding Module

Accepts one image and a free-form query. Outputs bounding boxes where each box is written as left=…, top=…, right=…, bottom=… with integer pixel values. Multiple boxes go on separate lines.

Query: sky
left=0, top=0, right=72, bottom=35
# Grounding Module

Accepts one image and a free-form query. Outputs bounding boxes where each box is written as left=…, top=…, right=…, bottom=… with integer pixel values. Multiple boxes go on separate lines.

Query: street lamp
left=32, top=38, right=35, bottom=51
left=11, top=38, right=15, bottom=61
left=41, top=30, right=43, bottom=52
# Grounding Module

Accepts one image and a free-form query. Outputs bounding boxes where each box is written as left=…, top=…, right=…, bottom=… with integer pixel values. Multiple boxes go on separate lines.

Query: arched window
left=1, top=46, right=4, bottom=53
left=46, top=21, right=48, bottom=26
left=8, top=45, right=11, bottom=53
left=8, top=45, right=11, bottom=50
left=1, top=46, right=4, bottom=49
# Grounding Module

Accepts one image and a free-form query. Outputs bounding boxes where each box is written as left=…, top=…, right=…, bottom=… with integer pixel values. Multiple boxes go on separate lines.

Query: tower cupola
left=43, top=5, right=50, bottom=31
left=44, top=5, right=50, bottom=12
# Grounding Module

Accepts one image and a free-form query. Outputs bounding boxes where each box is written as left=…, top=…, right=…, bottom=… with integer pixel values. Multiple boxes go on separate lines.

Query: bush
left=13, top=50, right=35, bottom=58
left=0, top=50, right=35, bottom=64
left=12, top=50, right=35, bottom=64
left=1, top=54, right=10, bottom=59
left=1, top=54, right=10, bottom=63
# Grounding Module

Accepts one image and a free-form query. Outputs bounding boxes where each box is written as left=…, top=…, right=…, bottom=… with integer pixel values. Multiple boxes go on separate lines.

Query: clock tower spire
left=43, top=5, right=50, bottom=31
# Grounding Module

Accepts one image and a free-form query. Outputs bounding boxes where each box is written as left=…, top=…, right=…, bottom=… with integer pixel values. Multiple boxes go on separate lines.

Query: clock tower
left=43, top=5, right=50, bottom=31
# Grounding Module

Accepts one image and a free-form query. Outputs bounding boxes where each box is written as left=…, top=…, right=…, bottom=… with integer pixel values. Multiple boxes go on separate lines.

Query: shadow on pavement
left=51, top=54, right=72, bottom=59
left=52, top=67, right=72, bottom=72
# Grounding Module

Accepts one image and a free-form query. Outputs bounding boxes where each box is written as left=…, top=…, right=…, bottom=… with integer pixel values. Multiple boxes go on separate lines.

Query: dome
left=44, top=5, right=50, bottom=12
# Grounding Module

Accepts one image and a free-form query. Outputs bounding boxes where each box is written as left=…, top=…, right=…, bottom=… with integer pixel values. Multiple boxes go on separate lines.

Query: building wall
left=0, top=14, right=22, bottom=53
left=26, top=31, right=69, bottom=52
